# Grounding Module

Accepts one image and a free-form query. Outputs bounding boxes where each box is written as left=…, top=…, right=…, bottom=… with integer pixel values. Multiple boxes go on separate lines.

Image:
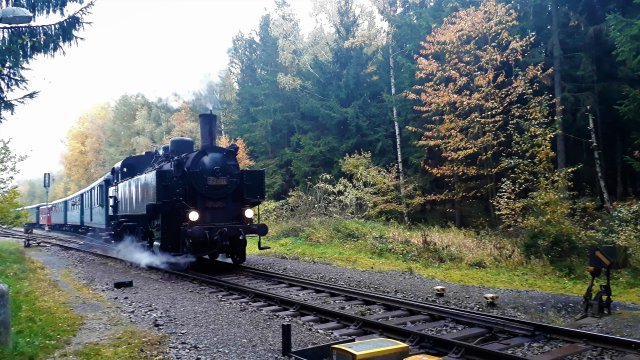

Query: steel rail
left=239, top=266, right=640, bottom=353
left=179, top=268, right=527, bottom=359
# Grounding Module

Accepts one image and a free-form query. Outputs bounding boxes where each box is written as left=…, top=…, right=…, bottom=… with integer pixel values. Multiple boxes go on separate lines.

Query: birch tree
left=371, top=0, right=409, bottom=223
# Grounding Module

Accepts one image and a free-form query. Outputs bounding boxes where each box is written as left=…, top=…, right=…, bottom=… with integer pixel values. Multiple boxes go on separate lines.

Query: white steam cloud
left=113, top=236, right=195, bottom=270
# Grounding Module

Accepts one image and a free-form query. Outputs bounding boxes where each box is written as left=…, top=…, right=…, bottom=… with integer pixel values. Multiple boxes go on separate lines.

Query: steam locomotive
left=22, top=113, right=268, bottom=265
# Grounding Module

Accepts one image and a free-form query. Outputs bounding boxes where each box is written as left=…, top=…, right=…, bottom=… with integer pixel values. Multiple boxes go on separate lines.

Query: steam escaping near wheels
left=113, top=236, right=195, bottom=270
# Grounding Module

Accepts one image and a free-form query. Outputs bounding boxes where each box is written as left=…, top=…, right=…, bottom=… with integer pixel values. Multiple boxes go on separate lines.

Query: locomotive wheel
left=230, top=250, right=246, bottom=265
left=230, top=236, right=247, bottom=265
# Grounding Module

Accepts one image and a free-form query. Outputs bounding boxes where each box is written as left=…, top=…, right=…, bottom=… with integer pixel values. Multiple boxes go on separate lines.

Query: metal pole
left=44, top=173, right=50, bottom=231
left=281, top=323, right=292, bottom=356
left=45, top=188, right=49, bottom=231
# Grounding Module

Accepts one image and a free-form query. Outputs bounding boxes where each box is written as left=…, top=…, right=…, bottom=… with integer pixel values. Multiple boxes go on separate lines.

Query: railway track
left=0, top=227, right=112, bottom=253
left=1, top=227, right=639, bottom=359
left=185, top=266, right=640, bottom=359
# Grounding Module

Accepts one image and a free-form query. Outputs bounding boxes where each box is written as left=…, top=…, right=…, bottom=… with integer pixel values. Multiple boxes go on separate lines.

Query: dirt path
left=27, top=249, right=158, bottom=359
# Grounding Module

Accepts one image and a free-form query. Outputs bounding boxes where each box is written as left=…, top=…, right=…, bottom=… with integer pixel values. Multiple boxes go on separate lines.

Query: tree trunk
left=551, top=0, right=566, bottom=170
left=587, top=109, right=612, bottom=209
left=388, top=38, right=409, bottom=224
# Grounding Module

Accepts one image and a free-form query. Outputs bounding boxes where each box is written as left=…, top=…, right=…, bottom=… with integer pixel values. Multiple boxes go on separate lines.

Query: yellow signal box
left=331, top=338, right=409, bottom=360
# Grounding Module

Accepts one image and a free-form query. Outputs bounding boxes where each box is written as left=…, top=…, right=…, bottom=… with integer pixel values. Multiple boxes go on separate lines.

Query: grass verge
left=58, top=327, right=168, bottom=360
left=248, top=219, right=640, bottom=304
left=0, top=239, right=170, bottom=359
left=0, top=240, right=83, bottom=359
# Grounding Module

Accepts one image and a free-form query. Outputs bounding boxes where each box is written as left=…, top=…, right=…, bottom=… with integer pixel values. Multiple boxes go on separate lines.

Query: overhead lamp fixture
left=0, top=6, right=33, bottom=25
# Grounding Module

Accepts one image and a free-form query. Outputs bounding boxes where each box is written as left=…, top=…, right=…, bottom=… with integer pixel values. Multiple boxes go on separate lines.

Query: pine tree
left=608, top=1, right=640, bottom=173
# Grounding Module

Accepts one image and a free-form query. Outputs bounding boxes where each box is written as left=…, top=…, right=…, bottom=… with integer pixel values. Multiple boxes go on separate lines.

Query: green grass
left=58, top=327, right=168, bottom=360
left=0, top=240, right=171, bottom=359
left=249, top=219, right=640, bottom=304
left=0, top=240, right=83, bottom=359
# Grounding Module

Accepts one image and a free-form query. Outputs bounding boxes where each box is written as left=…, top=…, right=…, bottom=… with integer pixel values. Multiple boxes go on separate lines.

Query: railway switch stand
left=581, top=247, right=615, bottom=318
left=22, top=226, right=41, bottom=248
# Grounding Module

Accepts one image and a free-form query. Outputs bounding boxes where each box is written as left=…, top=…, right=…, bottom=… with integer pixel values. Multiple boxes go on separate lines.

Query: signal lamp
left=188, top=210, right=200, bottom=222
left=244, top=208, right=254, bottom=219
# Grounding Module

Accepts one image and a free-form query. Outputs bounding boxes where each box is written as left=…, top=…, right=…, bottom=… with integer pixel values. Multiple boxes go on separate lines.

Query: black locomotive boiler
left=22, top=113, right=268, bottom=265
left=109, top=113, right=268, bottom=264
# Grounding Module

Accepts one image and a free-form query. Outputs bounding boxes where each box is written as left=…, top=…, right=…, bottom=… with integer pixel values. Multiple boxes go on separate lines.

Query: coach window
left=98, top=185, right=105, bottom=207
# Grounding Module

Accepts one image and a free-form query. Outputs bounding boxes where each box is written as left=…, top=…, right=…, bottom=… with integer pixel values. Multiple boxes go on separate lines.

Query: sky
left=1, top=0, right=315, bottom=181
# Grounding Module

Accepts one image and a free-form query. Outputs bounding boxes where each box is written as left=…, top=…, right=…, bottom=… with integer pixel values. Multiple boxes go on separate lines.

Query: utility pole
left=43, top=173, right=50, bottom=231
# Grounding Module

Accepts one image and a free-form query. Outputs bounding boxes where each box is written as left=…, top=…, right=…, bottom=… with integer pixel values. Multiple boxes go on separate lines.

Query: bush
left=496, top=169, right=593, bottom=263
left=519, top=186, right=589, bottom=261
left=522, top=227, right=579, bottom=261
left=366, top=232, right=418, bottom=260
left=0, top=187, right=28, bottom=226
left=598, top=201, right=640, bottom=268
left=262, top=152, right=422, bottom=223
left=331, top=220, right=369, bottom=242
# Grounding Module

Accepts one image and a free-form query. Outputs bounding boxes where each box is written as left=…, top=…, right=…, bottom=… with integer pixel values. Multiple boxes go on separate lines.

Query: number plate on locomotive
left=207, top=176, right=228, bottom=186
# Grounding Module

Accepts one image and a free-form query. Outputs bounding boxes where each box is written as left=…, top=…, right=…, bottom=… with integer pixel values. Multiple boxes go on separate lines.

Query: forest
left=6, top=0, right=640, bottom=268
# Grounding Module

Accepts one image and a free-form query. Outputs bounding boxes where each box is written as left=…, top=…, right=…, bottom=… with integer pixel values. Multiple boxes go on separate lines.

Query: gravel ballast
left=22, top=245, right=640, bottom=359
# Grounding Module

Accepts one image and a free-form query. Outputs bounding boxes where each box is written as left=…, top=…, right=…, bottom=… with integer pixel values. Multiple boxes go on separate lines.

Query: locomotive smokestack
left=198, top=112, right=217, bottom=150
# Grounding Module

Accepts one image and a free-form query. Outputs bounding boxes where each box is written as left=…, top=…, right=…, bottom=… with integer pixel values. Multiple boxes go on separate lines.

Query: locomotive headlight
left=188, top=210, right=200, bottom=222
left=244, top=208, right=254, bottom=219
